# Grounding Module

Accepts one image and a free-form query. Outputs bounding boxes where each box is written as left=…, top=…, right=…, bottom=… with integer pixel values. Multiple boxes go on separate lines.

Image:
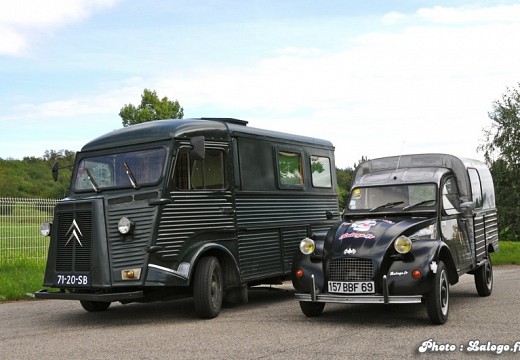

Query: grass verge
left=0, top=242, right=518, bottom=302
left=0, top=259, right=46, bottom=301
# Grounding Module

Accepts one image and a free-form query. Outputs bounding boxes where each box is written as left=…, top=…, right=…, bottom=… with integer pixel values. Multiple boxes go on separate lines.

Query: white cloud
left=0, top=0, right=120, bottom=55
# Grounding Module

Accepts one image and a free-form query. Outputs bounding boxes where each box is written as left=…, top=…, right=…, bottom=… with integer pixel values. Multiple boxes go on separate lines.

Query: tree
left=479, top=83, right=520, bottom=241
left=119, top=89, right=184, bottom=127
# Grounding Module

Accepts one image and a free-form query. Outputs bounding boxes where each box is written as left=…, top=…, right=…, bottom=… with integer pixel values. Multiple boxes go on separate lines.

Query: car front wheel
left=299, top=301, right=325, bottom=317
left=425, top=261, right=449, bottom=325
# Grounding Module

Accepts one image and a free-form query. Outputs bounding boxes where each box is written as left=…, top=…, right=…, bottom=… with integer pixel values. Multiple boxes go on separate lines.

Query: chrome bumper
left=297, top=273, right=422, bottom=304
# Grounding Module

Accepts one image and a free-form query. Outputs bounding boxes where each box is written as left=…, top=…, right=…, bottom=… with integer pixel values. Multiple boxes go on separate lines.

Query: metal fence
left=0, top=197, right=57, bottom=263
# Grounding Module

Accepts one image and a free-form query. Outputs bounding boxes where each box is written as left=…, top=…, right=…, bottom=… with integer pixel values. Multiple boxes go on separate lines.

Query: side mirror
left=460, top=201, right=476, bottom=214
left=52, top=162, right=59, bottom=182
left=190, top=136, right=205, bottom=160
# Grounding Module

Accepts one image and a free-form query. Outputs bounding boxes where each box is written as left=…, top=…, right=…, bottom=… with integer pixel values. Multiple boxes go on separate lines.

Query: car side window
left=442, top=176, right=460, bottom=216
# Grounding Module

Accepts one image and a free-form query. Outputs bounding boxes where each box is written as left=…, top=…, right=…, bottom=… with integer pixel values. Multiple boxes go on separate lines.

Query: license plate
left=55, top=273, right=91, bottom=287
left=328, top=281, right=375, bottom=294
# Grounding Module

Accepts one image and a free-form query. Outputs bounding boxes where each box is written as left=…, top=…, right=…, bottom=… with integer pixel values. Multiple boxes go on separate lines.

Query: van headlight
left=118, top=217, right=135, bottom=235
left=394, top=235, right=412, bottom=254
left=299, top=238, right=315, bottom=255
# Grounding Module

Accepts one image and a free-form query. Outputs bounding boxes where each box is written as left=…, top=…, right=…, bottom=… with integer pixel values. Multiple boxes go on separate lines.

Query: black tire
left=474, top=259, right=493, bottom=297
left=193, top=256, right=224, bottom=319
left=425, top=261, right=449, bottom=325
left=299, top=301, right=325, bottom=317
left=79, top=300, right=111, bottom=312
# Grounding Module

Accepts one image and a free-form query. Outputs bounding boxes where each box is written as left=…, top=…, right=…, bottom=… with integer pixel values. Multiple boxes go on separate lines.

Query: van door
left=440, top=176, right=473, bottom=273
left=155, top=143, right=236, bottom=263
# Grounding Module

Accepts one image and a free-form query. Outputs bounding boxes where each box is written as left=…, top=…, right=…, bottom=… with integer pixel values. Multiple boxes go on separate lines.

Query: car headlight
left=40, top=222, right=52, bottom=237
left=118, top=217, right=135, bottom=235
left=394, top=235, right=412, bottom=254
left=299, top=238, right=315, bottom=255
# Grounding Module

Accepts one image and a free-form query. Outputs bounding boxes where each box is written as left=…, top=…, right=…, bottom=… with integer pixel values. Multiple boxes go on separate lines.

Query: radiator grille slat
left=328, top=258, right=374, bottom=281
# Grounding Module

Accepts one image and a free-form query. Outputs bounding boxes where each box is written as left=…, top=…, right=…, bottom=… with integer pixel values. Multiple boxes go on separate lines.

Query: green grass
left=0, top=259, right=46, bottom=301
left=491, top=241, right=520, bottom=265
left=0, top=242, right=518, bottom=302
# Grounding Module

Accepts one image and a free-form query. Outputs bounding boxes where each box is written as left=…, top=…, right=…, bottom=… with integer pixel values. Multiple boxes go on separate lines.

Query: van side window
left=277, top=150, right=304, bottom=188
left=173, top=148, right=227, bottom=190
left=442, top=176, right=460, bottom=216
left=468, top=168, right=483, bottom=208
left=311, top=155, right=332, bottom=188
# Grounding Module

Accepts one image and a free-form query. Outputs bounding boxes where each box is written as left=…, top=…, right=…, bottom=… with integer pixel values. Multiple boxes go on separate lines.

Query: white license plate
left=55, top=273, right=91, bottom=287
left=328, top=281, right=375, bottom=294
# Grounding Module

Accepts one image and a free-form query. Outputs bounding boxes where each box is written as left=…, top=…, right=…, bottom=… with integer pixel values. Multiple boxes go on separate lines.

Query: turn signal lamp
left=122, top=268, right=141, bottom=280
left=296, top=269, right=304, bottom=278
left=394, top=235, right=412, bottom=254
left=412, top=269, right=422, bottom=279
left=299, top=238, right=315, bottom=255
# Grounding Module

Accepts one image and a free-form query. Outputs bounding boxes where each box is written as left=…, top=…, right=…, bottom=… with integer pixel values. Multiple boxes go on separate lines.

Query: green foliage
left=0, top=150, right=75, bottom=199
left=119, top=88, right=184, bottom=127
left=480, top=84, right=520, bottom=241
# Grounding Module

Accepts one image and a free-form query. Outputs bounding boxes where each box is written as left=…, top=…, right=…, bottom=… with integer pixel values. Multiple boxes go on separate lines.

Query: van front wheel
left=79, top=300, right=111, bottom=312
left=193, top=256, right=223, bottom=319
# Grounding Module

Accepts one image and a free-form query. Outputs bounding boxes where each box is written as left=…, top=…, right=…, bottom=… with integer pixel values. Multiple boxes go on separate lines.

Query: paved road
left=1, top=266, right=519, bottom=359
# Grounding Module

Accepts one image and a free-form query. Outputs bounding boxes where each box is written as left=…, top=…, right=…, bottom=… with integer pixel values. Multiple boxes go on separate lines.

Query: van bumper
left=34, top=289, right=144, bottom=302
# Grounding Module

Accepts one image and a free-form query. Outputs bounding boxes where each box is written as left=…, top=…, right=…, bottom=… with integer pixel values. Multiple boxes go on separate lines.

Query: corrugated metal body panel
left=107, top=205, right=157, bottom=269
left=474, top=210, right=499, bottom=261
left=238, top=230, right=283, bottom=280
left=236, top=194, right=338, bottom=280
left=156, top=192, right=235, bottom=261
left=235, top=195, right=338, bottom=227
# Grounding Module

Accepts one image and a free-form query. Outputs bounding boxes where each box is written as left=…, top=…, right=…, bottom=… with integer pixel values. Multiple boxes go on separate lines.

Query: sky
left=1, top=0, right=520, bottom=169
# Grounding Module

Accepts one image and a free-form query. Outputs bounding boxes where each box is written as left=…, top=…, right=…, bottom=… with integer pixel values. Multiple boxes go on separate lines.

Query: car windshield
left=348, top=184, right=437, bottom=211
left=74, top=148, right=166, bottom=191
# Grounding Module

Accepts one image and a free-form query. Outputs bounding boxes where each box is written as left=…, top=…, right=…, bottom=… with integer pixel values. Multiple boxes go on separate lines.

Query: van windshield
left=348, top=184, right=437, bottom=211
left=74, top=148, right=166, bottom=191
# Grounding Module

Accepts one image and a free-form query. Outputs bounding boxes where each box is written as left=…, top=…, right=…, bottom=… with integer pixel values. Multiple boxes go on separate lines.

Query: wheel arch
left=186, top=243, right=241, bottom=290
left=436, top=245, right=458, bottom=285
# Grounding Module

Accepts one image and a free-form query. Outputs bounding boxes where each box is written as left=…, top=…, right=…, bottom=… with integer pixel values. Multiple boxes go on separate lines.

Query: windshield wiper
left=123, top=161, right=139, bottom=189
left=369, top=201, right=404, bottom=212
left=84, top=168, right=99, bottom=193
left=403, top=199, right=436, bottom=210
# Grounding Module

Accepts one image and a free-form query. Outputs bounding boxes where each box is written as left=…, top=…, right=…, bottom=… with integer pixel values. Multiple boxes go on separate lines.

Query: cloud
left=0, top=0, right=120, bottom=56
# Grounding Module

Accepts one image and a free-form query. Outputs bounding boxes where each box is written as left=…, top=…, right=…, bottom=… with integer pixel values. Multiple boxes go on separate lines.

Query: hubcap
left=440, top=270, right=449, bottom=315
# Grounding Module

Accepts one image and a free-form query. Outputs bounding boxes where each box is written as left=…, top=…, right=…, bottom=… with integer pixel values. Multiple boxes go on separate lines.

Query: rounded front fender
left=291, top=251, right=325, bottom=293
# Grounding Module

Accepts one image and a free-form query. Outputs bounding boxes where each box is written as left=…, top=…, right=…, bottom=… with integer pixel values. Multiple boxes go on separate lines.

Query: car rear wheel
left=474, top=258, right=493, bottom=297
left=193, top=256, right=223, bottom=319
left=79, top=300, right=111, bottom=312
left=299, top=301, right=325, bottom=317
left=425, top=261, right=449, bottom=325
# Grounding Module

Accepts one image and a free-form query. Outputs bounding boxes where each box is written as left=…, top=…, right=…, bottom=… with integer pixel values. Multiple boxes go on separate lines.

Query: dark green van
left=36, top=118, right=339, bottom=318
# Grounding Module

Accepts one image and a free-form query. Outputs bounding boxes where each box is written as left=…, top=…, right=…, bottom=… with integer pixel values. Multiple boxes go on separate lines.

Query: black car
left=292, top=154, right=498, bottom=324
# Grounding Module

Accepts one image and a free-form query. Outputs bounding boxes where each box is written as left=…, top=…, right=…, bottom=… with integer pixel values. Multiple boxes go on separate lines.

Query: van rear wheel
left=474, top=258, right=493, bottom=297
left=79, top=300, right=111, bottom=312
left=193, top=256, right=223, bottom=319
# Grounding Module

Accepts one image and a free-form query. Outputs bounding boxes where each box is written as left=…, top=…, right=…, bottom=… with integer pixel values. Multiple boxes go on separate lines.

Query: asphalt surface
left=1, top=266, right=519, bottom=359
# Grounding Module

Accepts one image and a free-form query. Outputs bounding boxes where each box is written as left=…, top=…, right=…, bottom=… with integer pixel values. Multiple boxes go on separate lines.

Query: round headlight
left=118, top=217, right=134, bottom=235
left=394, top=235, right=412, bottom=254
left=40, top=222, right=52, bottom=237
left=299, top=238, right=315, bottom=255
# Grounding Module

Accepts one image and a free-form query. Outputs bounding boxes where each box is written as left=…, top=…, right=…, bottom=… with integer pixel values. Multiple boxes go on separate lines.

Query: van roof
left=353, top=153, right=494, bottom=207
left=81, top=118, right=334, bottom=151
